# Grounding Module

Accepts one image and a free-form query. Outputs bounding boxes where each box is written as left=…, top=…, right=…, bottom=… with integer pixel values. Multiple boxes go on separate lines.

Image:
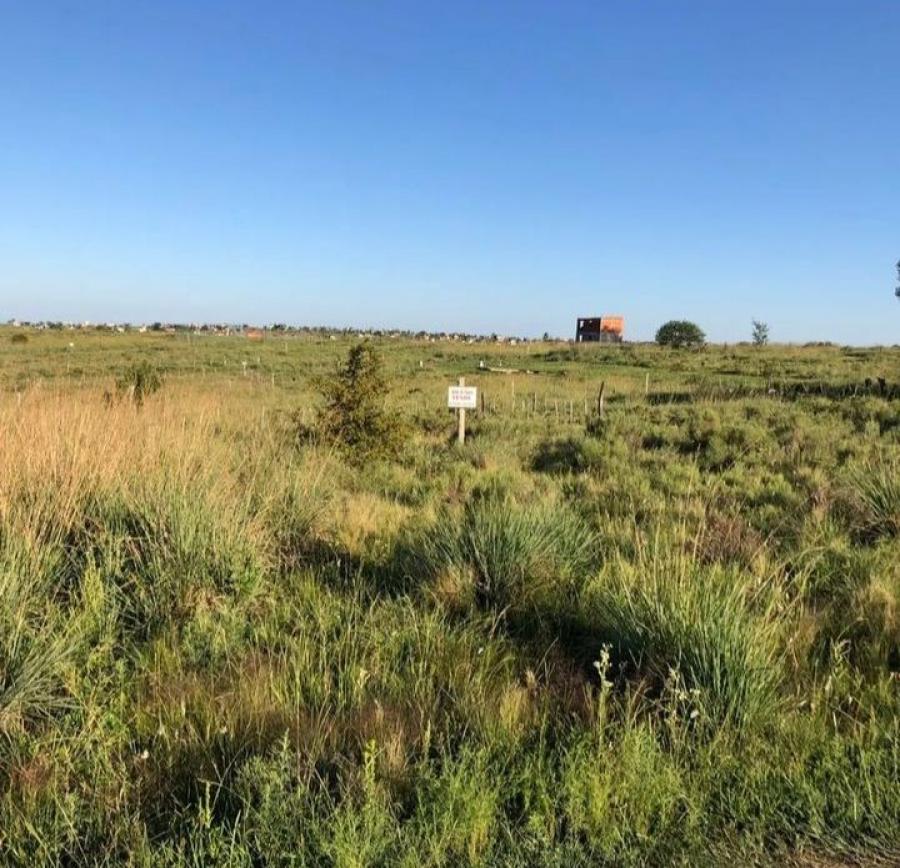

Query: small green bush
left=116, top=360, right=162, bottom=407
left=314, top=343, right=403, bottom=460
left=531, top=436, right=605, bottom=474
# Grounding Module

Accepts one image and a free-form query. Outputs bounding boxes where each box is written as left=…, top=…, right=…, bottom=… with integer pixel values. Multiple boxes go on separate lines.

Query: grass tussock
left=585, top=543, right=784, bottom=728
left=0, top=537, right=82, bottom=734
left=844, top=455, right=900, bottom=540
left=406, top=495, right=600, bottom=612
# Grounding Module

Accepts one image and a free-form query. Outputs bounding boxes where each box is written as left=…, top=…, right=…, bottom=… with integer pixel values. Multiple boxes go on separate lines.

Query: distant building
left=576, top=316, right=624, bottom=343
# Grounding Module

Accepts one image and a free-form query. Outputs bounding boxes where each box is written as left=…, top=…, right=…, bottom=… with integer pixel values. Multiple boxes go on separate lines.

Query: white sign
left=448, top=386, right=477, bottom=409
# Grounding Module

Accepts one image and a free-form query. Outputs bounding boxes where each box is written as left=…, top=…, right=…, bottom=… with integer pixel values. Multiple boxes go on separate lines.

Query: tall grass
left=0, top=344, right=898, bottom=864
left=0, top=536, right=82, bottom=735
left=845, top=455, right=900, bottom=540
left=583, top=540, right=785, bottom=728
left=406, top=495, right=600, bottom=612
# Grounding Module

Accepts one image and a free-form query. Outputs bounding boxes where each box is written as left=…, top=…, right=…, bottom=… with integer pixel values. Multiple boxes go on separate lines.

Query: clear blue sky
left=1, top=2, right=898, bottom=343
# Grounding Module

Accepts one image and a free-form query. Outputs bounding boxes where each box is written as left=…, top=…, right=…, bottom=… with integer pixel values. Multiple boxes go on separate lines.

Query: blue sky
left=1, top=1, right=898, bottom=343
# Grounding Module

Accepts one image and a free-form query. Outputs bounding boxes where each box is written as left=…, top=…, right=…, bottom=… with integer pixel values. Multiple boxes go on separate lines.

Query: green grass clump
left=0, top=537, right=82, bottom=734
left=844, top=455, right=900, bottom=540
left=583, top=544, right=784, bottom=728
left=408, top=496, right=600, bottom=612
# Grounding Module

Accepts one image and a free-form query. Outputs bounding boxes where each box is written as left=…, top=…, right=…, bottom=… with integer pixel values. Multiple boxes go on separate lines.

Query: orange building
left=576, top=316, right=624, bottom=343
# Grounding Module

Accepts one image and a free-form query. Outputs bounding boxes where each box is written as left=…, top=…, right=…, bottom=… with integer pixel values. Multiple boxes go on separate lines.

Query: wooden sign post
left=458, top=379, right=467, bottom=444
left=448, top=377, right=477, bottom=444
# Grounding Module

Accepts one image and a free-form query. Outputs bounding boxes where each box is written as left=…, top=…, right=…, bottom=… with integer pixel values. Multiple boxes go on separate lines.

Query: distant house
left=576, top=316, right=624, bottom=343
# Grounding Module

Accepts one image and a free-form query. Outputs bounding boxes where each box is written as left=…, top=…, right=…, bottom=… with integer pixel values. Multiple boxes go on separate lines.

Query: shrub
left=10, top=332, right=28, bottom=344
left=656, top=321, right=706, bottom=349
left=531, top=436, right=605, bottom=475
left=116, top=360, right=162, bottom=407
left=314, top=343, right=403, bottom=460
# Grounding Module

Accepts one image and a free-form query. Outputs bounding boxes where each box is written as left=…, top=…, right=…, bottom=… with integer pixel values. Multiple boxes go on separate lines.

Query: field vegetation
left=0, top=326, right=899, bottom=865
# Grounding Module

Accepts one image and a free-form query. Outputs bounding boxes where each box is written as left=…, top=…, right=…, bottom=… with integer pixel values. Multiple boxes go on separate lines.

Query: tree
left=751, top=320, right=769, bottom=347
left=315, top=343, right=402, bottom=459
left=655, top=320, right=706, bottom=349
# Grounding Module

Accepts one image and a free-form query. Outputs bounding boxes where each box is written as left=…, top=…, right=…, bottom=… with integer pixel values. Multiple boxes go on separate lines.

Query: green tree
left=751, top=320, right=769, bottom=346
left=315, top=343, right=402, bottom=459
left=655, top=320, right=706, bottom=349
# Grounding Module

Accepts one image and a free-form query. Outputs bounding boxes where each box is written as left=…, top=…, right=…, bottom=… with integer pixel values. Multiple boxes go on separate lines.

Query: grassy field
left=1, top=326, right=899, bottom=866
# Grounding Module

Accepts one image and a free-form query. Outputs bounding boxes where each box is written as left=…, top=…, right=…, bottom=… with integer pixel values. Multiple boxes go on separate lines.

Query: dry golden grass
left=330, top=492, right=412, bottom=559
left=1, top=387, right=224, bottom=500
